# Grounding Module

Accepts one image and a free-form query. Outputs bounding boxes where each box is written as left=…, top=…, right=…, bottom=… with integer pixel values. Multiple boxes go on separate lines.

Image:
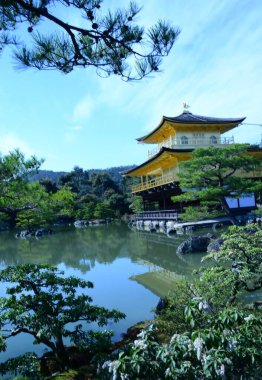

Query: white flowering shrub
left=100, top=306, right=262, bottom=379
left=100, top=224, right=262, bottom=379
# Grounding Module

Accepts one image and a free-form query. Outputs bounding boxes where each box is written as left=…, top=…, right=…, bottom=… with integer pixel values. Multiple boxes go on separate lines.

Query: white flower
left=102, top=360, right=112, bottom=370
left=228, top=339, right=237, bottom=351
left=216, top=364, right=225, bottom=377
left=244, top=314, right=254, bottom=322
left=102, top=360, right=121, bottom=379
left=199, top=300, right=212, bottom=313
left=120, top=374, right=129, bottom=380
left=170, top=333, right=180, bottom=343
left=133, top=339, right=147, bottom=350
left=36, top=329, right=43, bottom=338
left=165, top=368, right=171, bottom=376
left=193, top=337, right=204, bottom=360
left=137, top=330, right=146, bottom=339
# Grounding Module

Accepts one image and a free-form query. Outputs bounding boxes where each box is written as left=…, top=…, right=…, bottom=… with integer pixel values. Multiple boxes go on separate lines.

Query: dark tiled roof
left=137, top=111, right=245, bottom=142
left=164, top=111, right=245, bottom=124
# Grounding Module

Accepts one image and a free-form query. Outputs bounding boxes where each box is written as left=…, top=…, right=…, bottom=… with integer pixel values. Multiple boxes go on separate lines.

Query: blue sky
left=0, top=0, right=262, bottom=171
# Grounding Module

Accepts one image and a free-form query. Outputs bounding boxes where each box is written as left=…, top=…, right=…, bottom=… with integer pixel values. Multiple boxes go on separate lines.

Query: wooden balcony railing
left=132, top=173, right=178, bottom=193
left=148, top=136, right=234, bottom=158
left=131, top=168, right=262, bottom=194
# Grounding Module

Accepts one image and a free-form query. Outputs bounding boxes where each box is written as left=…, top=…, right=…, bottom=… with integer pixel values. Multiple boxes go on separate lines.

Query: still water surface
left=0, top=222, right=205, bottom=361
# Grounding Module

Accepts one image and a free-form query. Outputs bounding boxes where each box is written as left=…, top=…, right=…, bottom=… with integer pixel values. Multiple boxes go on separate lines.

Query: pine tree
left=0, top=1, right=180, bottom=80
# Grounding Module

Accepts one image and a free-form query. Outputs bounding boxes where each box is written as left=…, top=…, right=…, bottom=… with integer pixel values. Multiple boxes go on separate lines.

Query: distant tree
left=0, top=150, right=44, bottom=226
left=15, top=184, right=76, bottom=229
left=49, top=185, right=76, bottom=220
left=59, top=166, right=91, bottom=195
left=172, top=144, right=262, bottom=221
left=0, top=150, right=78, bottom=228
left=1, top=1, right=180, bottom=80
left=94, top=201, right=114, bottom=219
left=90, top=172, right=118, bottom=198
left=108, top=193, right=129, bottom=216
left=0, top=149, right=43, bottom=184
left=76, top=200, right=97, bottom=220
left=0, top=265, right=125, bottom=371
left=129, top=195, right=143, bottom=213
left=39, top=178, right=58, bottom=194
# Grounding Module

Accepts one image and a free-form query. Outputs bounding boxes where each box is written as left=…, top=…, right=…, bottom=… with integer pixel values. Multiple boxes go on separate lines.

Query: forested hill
left=30, top=165, right=136, bottom=186
left=30, top=170, right=66, bottom=184
left=88, top=165, right=136, bottom=186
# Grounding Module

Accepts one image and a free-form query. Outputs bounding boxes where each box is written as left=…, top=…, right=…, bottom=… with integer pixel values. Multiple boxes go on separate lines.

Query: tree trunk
left=55, top=336, right=70, bottom=370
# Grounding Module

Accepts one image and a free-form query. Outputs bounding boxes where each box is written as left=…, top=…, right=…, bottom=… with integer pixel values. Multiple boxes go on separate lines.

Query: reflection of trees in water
left=0, top=224, right=130, bottom=272
left=73, top=224, right=128, bottom=265
left=0, top=224, right=205, bottom=276
left=0, top=231, right=24, bottom=267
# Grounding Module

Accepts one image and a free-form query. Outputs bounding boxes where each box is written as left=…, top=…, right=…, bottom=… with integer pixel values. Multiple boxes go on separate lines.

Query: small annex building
left=124, top=107, right=262, bottom=212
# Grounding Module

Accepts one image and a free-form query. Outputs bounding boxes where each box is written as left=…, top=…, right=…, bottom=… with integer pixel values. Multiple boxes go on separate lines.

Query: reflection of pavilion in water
left=130, top=259, right=185, bottom=298
left=130, top=229, right=203, bottom=297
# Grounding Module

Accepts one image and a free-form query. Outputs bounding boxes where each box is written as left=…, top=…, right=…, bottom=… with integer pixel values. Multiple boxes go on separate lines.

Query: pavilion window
left=181, top=136, right=188, bottom=145
left=210, top=135, right=218, bottom=144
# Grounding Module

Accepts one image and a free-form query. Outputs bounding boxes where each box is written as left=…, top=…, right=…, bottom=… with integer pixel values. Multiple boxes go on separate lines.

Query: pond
left=0, top=222, right=205, bottom=362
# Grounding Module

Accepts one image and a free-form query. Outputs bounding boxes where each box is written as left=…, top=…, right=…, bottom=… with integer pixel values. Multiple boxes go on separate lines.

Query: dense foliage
left=172, top=144, right=262, bottom=221
left=59, top=166, right=131, bottom=220
left=100, top=310, right=262, bottom=380
left=0, top=264, right=125, bottom=372
left=0, top=151, right=132, bottom=229
left=0, top=0, right=179, bottom=80
left=129, top=195, right=143, bottom=213
left=0, top=150, right=44, bottom=227
left=100, top=224, right=262, bottom=379
left=0, top=150, right=77, bottom=228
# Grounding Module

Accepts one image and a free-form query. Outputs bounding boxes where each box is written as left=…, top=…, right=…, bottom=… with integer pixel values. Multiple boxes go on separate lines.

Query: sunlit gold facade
left=124, top=111, right=261, bottom=207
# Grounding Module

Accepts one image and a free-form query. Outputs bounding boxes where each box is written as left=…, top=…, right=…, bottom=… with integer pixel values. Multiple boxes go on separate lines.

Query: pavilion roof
left=123, top=147, right=193, bottom=176
left=137, top=111, right=246, bottom=144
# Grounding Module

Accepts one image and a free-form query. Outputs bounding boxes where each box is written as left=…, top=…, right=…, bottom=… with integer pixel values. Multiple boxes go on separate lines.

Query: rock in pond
left=176, top=234, right=213, bottom=254
left=35, top=228, right=53, bottom=237
left=74, top=220, right=89, bottom=228
left=15, top=228, right=53, bottom=239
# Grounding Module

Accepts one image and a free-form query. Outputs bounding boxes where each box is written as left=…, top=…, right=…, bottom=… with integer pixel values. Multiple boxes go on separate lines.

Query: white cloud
left=64, top=131, right=75, bottom=143
left=64, top=124, right=83, bottom=143
left=68, top=124, right=83, bottom=131
left=0, top=133, right=34, bottom=156
left=72, top=96, right=93, bottom=122
left=73, top=125, right=83, bottom=131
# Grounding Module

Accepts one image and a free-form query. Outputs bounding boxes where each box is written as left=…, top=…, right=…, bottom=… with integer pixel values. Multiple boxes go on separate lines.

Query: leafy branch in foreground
left=0, top=264, right=125, bottom=372
left=0, top=0, right=180, bottom=80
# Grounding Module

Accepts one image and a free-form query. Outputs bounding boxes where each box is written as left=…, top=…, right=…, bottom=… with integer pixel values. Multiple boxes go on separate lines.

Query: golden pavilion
left=124, top=106, right=261, bottom=211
